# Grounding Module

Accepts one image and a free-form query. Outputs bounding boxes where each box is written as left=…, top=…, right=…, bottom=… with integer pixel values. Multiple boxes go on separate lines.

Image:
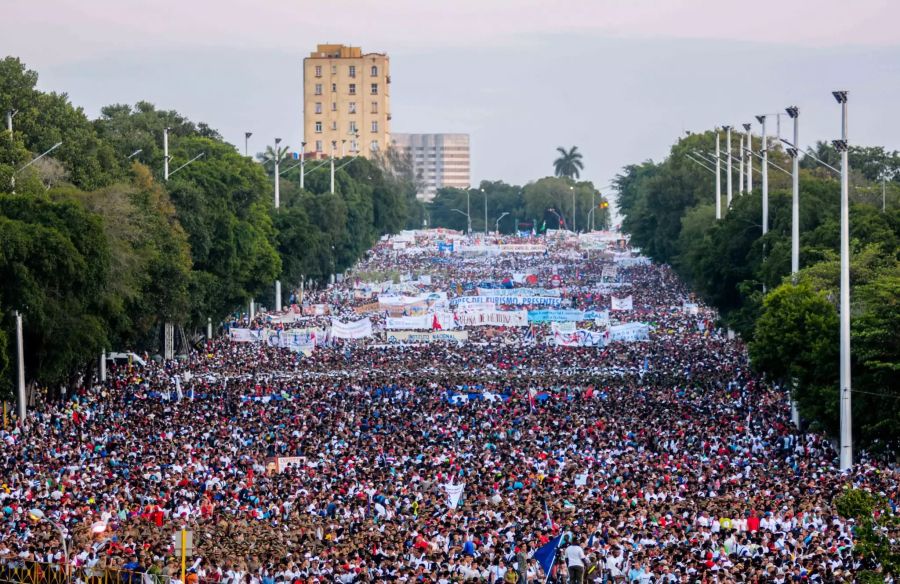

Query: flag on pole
left=532, top=534, right=563, bottom=584
left=543, top=499, right=553, bottom=529
left=432, top=313, right=443, bottom=331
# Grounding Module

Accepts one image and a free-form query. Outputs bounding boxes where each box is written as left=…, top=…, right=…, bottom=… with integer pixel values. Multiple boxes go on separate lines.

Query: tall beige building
left=302, top=44, right=391, bottom=158
left=391, top=133, right=470, bottom=202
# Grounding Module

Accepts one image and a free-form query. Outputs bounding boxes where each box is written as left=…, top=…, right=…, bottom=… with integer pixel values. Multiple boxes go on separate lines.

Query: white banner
left=607, top=322, right=650, bottom=342
left=456, top=310, right=528, bottom=327
left=229, top=328, right=256, bottom=343
left=451, top=295, right=561, bottom=307
left=443, top=483, right=465, bottom=508
left=611, top=295, right=634, bottom=311
left=330, top=318, right=374, bottom=339
left=551, top=321, right=577, bottom=334
left=476, top=287, right=560, bottom=297
left=553, top=329, right=606, bottom=347
left=683, top=302, right=699, bottom=315
left=498, top=243, right=547, bottom=254
left=385, top=314, right=431, bottom=330
left=385, top=330, right=469, bottom=344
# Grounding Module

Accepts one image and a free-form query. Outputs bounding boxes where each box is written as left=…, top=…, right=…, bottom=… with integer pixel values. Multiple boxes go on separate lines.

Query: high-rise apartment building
left=391, top=133, right=470, bottom=201
left=302, top=44, right=391, bottom=158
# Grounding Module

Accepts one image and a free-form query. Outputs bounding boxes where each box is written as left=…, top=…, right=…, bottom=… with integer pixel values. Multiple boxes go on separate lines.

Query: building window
left=351, top=139, right=358, bottom=152
left=314, top=65, right=322, bottom=77
left=314, top=102, right=322, bottom=114
left=371, top=65, right=378, bottom=76
left=349, top=102, right=357, bottom=114
left=371, top=121, right=378, bottom=133
left=315, top=121, right=322, bottom=133
left=331, top=102, right=337, bottom=112
left=314, top=84, right=322, bottom=95
left=349, top=121, right=358, bottom=134
left=371, top=83, right=378, bottom=95
left=370, top=140, right=379, bottom=152
left=331, top=121, right=337, bottom=131
left=331, top=65, right=337, bottom=75
left=371, top=101, right=378, bottom=114
left=349, top=83, right=356, bottom=95
left=349, top=65, right=356, bottom=78
left=331, top=83, right=337, bottom=93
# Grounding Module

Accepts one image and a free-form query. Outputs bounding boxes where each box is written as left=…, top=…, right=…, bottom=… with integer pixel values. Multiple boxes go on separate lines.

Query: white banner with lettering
left=456, top=310, right=528, bottom=327
left=611, top=295, right=634, bottom=311
left=443, top=482, right=465, bottom=508
left=451, top=295, right=561, bottom=307
left=330, top=318, right=374, bottom=339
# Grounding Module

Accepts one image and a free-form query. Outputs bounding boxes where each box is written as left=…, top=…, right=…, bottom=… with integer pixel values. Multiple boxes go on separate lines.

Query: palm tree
left=257, top=144, right=290, bottom=165
left=553, top=146, right=584, bottom=179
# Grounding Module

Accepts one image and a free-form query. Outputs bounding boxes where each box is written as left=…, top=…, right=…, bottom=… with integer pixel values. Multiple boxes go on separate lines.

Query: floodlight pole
left=786, top=107, right=800, bottom=279
left=330, top=141, right=336, bottom=194
left=834, top=91, right=852, bottom=471
left=739, top=136, right=744, bottom=195
left=163, top=127, right=170, bottom=181
left=715, top=130, right=722, bottom=220
left=743, top=123, right=753, bottom=193
left=300, top=142, right=306, bottom=190
left=757, top=116, right=768, bottom=236
left=274, top=137, right=282, bottom=312
left=725, top=126, right=733, bottom=208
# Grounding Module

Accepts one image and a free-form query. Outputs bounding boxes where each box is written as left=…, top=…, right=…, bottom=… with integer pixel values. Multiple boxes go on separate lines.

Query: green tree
left=553, top=146, right=584, bottom=179
left=833, top=488, right=899, bottom=580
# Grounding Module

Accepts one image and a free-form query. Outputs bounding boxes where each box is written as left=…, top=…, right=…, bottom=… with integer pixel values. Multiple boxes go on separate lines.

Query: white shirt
left=564, top=545, right=586, bottom=568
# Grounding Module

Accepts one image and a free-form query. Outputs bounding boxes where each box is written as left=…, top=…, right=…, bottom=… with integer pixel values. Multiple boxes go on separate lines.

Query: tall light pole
left=482, top=188, right=488, bottom=234
left=274, top=137, right=282, bottom=312
left=28, top=509, right=68, bottom=579
left=300, top=142, right=306, bottom=190
left=570, top=186, right=576, bottom=232
left=738, top=136, right=744, bottom=195
left=724, top=126, right=733, bottom=208
left=466, top=189, right=471, bottom=235
left=756, top=115, right=768, bottom=236
left=15, top=311, right=25, bottom=421
left=163, top=127, right=170, bottom=181
left=330, top=141, right=336, bottom=195
left=833, top=90, right=852, bottom=471
left=495, top=211, right=510, bottom=234
left=244, top=132, right=252, bottom=157
left=743, top=123, right=753, bottom=193
left=786, top=107, right=800, bottom=278
left=715, top=129, right=722, bottom=220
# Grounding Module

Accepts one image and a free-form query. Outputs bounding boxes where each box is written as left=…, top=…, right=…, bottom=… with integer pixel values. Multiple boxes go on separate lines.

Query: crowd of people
left=0, top=230, right=896, bottom=584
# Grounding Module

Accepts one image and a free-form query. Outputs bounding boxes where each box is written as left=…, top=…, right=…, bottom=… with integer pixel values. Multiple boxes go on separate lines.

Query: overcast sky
left=5, top=0, right=900, bottom=194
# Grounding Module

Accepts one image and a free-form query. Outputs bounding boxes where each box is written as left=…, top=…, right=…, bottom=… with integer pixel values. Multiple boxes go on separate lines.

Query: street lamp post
left=482, top=188, right=487, bottom=234
left=300, top=142, right=307, bottom=190
left=244, top=132, right=252, bottom=157
left=163, top=127, right=170, bottom=181
left=28, top=509, right=68, bottom=581
left=833, top=90, right=852, bottom=471
left=743, top=123, right=753, bottom=193
left=724, top=126, right=733, bottom=208
left=466, top=189, right=471, bottom=235
left=570, top=186, right=576, bottom=232
left=451, top=208, right=471, bottom=235
left=786, top=107, right=800, bottom=278
left=715, top=129, right=722, bottom=220
left=495, top=211, right=510, bottom=234
left=274, top=137, right=282, bottom=312
left=756, top=115, right=769, bottom=236
left=15, top=311, right=25, bottom=421
left=330, top=141, right=337, bottom=195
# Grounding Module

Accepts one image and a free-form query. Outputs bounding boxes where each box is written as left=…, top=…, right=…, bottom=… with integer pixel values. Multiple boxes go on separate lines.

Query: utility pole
left=725, top=126, right=733, bottom=208
left=833, top=90, right=852, bottom=471
left=743, top=123, right=753, bottom=193
left=330, top=141, right=336, bottom=195
left=274, top=137, right=282, bottom=312
left=715, top=129, right=722, bottom=220
left=15, top=311, right=25, bottom=421
left=756, top=115, right=768, bottom=235
left=163, top=127, right=170, bottom=181
left=300, top=142, right=306, bottom=190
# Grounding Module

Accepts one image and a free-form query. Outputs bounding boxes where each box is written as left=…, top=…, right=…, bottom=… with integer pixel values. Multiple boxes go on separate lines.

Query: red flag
left=432, top=314, right=442, bottom=330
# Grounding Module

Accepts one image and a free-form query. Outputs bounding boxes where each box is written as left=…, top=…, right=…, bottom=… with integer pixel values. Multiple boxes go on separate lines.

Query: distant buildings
left=301, top=44, right=471, bottom=199
left=392, top=133, right=471, bottom=202
left=302, top=44, right=391, bottom=158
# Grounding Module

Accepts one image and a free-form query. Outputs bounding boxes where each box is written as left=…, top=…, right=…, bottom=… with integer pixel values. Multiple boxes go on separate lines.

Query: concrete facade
left=391, top=133, right=470, bottom=201
left=302, top=44, right=391, bottom=159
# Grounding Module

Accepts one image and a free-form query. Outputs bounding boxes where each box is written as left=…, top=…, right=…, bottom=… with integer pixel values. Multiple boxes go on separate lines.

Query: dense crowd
left=0, top=231, right=896, bottom=584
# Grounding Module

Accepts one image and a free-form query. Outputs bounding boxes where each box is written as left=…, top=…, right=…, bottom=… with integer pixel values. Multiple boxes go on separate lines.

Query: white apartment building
left=391, top=133, right=470, bottom=201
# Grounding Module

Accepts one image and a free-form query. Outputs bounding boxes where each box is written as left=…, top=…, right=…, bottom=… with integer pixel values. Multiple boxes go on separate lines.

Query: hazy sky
left=5, top=0, right=900, bottom=195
